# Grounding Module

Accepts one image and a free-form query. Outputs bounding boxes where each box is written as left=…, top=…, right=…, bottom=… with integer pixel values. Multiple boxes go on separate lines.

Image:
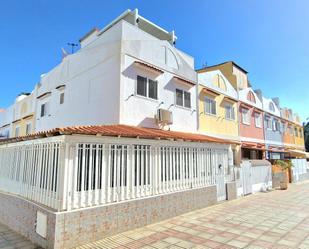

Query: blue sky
left=1, top=0, right=308, bottom=121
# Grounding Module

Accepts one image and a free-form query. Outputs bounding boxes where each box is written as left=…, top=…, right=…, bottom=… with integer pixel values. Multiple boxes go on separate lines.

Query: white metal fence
left=291, top=159, right=308, bottom=182
left=0, top=139, right=63, bottom=210
left=0, top=135, right=231, bottom=211
left=237, top=161, right=272, bottom=196
left=251, top=165, right=272, bottom=186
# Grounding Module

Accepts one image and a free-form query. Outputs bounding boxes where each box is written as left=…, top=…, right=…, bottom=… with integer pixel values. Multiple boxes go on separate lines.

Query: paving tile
left=277, top=239, right=300, bottom=247
left=162, top=237, right=183, bottom=245
left=175, top=240, right=195, bottom=248
left=226, top=239, right=249, bottom=248
left=202, top=239, right=226, bottom=248
left=151, top=241, right=172, bottom=249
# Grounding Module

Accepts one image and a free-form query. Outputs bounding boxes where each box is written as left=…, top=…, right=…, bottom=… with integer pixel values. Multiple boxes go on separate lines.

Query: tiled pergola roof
left=0, top=124, right=240, bottom=145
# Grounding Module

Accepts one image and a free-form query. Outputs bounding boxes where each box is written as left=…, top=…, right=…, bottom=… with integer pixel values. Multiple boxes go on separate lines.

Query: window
left=254, top=113, right=262, bottom=128
left=295, top=127, right=299, bottom=137
left=273, top=119, right=280, bottom=131
left=40, top=103, right=49, bottom=117
left=15, top=127, right=20, bottom=137
left=247, top=91, right=256, bottom=103
left=225, top=103, right=235, bottom=120
left=148, top=79, right=157, bottom=99
left=300, top=128, right=303, bottom=138
left=40, top=104, right=46, bottom=117
left=184, top=92, right=191, bottom=108
left=175, top=89, right=191, bottom=108
left=265, top=116, right=272, bottom=129
left=60, top=92, right=65, bottom=104
left=241, top=108, right=250, bottom=124
left=282, top=122, right=287, bottom=133
left=204, top=96, right=216, bottom=115
left=26, top=123, right=31, bottom=135
left=136, top=75, right=158, bottom=100
left=269, top=102, right=275, bottom=112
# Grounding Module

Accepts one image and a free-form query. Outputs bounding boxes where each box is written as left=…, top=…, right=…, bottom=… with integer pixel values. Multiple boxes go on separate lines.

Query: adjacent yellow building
left=11, top=93, right=35, bottom=137
left=197, top=67, right=239, bottom=139
left=197, top=69, right=241, bottom=164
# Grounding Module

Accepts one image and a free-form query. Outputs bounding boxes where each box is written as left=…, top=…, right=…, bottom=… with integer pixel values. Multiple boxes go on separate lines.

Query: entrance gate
left=241, top=161, right=252, bottom=195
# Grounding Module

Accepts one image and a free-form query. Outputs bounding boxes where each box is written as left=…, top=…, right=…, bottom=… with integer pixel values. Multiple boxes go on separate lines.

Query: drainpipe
left=236, top=87, right=241, bottom=166
left=196, top=72, right=199, bottom=132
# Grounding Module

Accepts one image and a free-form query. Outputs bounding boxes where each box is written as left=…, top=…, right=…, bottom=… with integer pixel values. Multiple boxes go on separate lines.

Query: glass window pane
left=60, top=92, right=65, bottom=104
left=225, top=104, right=232, bottom=119
left=148, top=79, right=158, bottom=99
left=184, top=92, right=191, bottom=108
left=176, top=89, right=183, bottom=106
left=204, top=98, right=210, bottom=114
left=137, top=75, right=147, bottom=97
left=41, top=104, right=45, bottom=117
left=242, top=108, right=249, bottom=124
left=211, top=100, right=216, bottom=115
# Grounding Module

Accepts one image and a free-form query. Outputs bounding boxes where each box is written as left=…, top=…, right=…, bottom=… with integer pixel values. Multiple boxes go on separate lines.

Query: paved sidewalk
left=76, top=181, right=309, bottom=249
left=1, top=181, right=309, bottom=249
left=0, top=223, right=41, bottom=249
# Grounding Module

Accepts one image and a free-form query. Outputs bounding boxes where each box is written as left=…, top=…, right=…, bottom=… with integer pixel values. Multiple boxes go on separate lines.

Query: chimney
left=254, top=89, right=263, bottom=101
left=272, top=97, right=280, bottom=108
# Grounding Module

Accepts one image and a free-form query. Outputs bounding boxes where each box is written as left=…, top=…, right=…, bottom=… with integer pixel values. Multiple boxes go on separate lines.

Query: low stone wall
left=0, top=185, right=217, bottom=249
left=55, top=185, right=217, bottom=248
left=0, top=191, right=56, bottom=249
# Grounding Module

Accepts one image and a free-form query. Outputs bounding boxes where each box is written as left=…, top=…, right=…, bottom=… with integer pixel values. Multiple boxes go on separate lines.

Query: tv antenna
left=67, top=43, right=78, bottom=54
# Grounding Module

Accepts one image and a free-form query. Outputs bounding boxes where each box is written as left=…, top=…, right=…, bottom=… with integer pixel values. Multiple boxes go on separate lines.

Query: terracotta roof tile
left=0, top=124, right=240, bottom=145
left=134, top=61, right=164, bottom=74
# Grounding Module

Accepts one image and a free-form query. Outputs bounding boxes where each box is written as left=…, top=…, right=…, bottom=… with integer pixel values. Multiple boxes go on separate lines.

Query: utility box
left=36, top=211, right=47, bottom=239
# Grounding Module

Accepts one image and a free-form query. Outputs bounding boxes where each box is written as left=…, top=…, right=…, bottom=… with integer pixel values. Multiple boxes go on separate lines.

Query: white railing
left=251, top=165, right=272, bottom=186
left=237, top=162, right=272, bottom=196
left=291, top=159, right=308, bottom=182
left=0, top=137, right=64, bottom=210
left=0, top=135, right=230, bottom=211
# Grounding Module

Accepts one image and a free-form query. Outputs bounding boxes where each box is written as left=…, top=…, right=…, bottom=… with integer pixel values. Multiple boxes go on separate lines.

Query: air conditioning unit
left=156, top=109, right=173, bottom=125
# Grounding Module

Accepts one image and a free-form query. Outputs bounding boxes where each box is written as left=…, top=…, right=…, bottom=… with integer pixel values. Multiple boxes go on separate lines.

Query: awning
left=173, top=76, right=196, bottom=87
left=201, top=87, right=220, bottom=96
left=134, top=61, right=164, bottom=74
left=286, top=149, right=309, bottom=159
left=223, top=96, right=238, bottom=103
left=241, top=142, right=265, bottom=150
left=266, top=146, right=285, bottom=153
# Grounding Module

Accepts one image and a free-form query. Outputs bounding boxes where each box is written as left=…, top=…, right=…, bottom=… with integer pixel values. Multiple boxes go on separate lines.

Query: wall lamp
left=125, top=94, right=134, bottom=101
left=168, top=104, right=174, bottom=110
left=157, top=101, right=164, bottom=108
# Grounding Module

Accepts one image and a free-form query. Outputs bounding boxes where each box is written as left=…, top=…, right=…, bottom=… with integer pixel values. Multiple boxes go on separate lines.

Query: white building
left=0, top=91, right=36, bottom=138
left=34, top=9, right=197, bottom=134
left=0, top=106, right=13, bottom=138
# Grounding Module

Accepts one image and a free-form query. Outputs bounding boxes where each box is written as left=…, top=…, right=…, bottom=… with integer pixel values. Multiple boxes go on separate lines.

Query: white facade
left=261, top=96, right=281, bottom=117
left=32, top=9, right=197, bottom=133
left=0, top=106, right=13, bottom=138
left=238, top=87, right=263, bottom=109
left=119, top=20, right=197, bottom=131
left=198, top=70, right=238, bottom=99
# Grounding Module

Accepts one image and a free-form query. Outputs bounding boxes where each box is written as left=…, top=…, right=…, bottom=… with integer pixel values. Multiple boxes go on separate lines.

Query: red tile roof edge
left=0, top=124, right=240, bottom=145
